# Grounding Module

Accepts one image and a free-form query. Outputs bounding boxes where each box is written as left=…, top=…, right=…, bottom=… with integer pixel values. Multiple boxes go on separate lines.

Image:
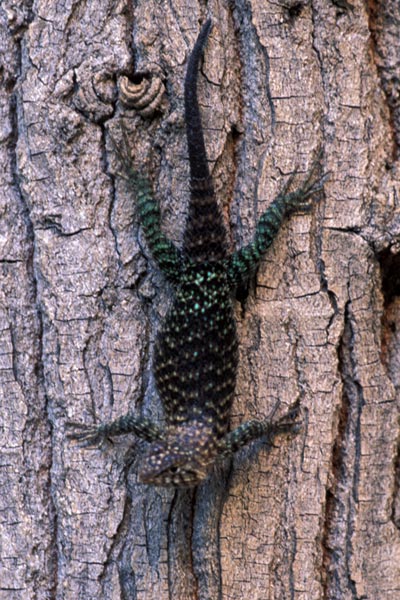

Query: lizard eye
left=169, top=466, right=178, bottom=473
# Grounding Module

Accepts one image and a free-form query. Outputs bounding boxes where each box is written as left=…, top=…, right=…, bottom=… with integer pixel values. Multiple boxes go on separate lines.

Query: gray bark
left=1, top=1, right=399, bottom=599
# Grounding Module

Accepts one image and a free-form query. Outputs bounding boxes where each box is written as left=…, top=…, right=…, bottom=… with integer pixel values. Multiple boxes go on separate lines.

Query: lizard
left=67, top=19, right=326, bottom=487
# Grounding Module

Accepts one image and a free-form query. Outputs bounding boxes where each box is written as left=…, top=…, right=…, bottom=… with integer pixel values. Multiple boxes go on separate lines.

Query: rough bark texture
left=1, top=1, right=399, bottom=599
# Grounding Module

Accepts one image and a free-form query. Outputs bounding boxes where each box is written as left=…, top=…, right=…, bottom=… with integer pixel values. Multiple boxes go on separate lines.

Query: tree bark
left=1, top=1, right=399, bottom=599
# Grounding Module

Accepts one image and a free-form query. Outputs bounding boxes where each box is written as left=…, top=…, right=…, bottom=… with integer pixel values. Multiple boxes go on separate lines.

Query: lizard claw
left=279, top=151, right=330, bottom=215
left=265, top=402, right=303, bottom=440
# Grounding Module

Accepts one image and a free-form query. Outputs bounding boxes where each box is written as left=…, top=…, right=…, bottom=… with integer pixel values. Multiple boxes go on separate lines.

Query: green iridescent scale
left=67, top=19, right=326, bottom=487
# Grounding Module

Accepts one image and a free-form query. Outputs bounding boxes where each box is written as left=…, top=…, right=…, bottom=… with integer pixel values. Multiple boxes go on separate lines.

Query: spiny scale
left=67, top=19, right=326, bottom=487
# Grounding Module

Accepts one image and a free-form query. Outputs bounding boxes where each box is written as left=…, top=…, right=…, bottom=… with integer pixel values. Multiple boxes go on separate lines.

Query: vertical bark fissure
left=229, top=0, right=272, bottom=247
left=116, top=493, right=138, bottom=600
left=6, top=13, right=59, bottom=595
left=214, top=125, right=242, bottom=252
left=286, top=321, right=309, bottom=405
left=90, top=466, right=137, bottom=600
left=167, top=491, right=179, bottom=600
left=192, top=470, right=232, bottom=600
left=378, top=248, right=400, bottom=530
left=288, top=525, right=298, bottom=600
left=166, top=488, right=198, bottom=600
left=322, top=301, right=364, bottom=600
left=392, top=439, right=400, bottom=531
left=103, top=124, right=123, bottom=266
left=259, top=39, right=276, bottom=136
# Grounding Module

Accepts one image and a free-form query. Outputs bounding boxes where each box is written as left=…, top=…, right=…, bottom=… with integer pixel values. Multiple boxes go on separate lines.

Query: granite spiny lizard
left=67, top=19, right=326, bottom=487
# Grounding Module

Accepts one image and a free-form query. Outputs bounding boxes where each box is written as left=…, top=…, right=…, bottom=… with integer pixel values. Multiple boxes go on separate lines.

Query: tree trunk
left=1, top=1, right=399, bottom=599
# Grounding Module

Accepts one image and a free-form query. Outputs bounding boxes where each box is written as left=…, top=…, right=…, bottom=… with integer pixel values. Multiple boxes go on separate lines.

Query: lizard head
left=139, top=421, right=217, bottom=487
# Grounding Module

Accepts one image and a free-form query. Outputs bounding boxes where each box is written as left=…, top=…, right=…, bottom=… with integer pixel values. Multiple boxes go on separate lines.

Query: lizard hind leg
left=108, top=128, right=183, bottom=284
left=66, top=414, right=164, bottom=448
left=66, top=422, right=110, bottom=449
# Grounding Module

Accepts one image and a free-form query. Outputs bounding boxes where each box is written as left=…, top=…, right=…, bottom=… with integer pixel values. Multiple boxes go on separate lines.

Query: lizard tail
left=183, top=19, right=228, bottom=263
left=184, top=18, right=212, bottom=182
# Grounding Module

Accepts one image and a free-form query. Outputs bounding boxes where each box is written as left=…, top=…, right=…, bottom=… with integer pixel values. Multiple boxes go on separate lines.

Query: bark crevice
left=322, top=302, right=364, bottom=600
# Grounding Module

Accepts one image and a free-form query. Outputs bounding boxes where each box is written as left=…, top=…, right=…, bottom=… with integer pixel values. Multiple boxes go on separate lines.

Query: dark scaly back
left=153, top=20, right=238, bottom=439
left=183, top=19, right=228, bottom=263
